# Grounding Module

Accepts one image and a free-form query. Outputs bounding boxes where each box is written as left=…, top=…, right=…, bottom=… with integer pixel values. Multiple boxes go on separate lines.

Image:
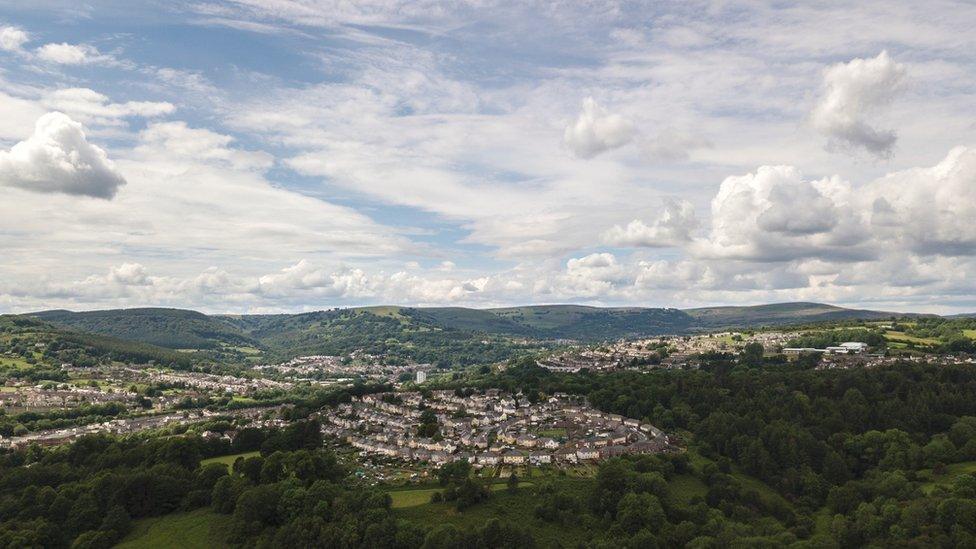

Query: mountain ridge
left=19, top=302, right=913, bottom=356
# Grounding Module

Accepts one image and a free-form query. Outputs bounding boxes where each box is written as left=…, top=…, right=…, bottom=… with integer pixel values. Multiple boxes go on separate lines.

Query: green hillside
left=219, top=308, right=539, bottom=366
left=0, top=315, right=196, bottom=371
left=489, top=304, right=694, bottom=339
left=24, top=302, right=909, bottom=364
left=31, top=308, right=259, bottom=351
left=685, top=301, right=899, bottom=328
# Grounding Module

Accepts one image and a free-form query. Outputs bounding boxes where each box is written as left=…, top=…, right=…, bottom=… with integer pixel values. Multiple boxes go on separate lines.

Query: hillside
left=489, top=305, right=694, bottom=339
left=0, top=315, right=196, bottom=371
left=25, top=302, right=909, bottom=363
left=31, top=308, right=259, bottom=351
left=685, top=301, right=900, bottom=329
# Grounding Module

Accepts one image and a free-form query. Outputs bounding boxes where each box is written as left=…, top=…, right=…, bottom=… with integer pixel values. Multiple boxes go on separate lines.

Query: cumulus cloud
left=603, top=199, right=697, bottom=247
left=811, top=50, right=907, bottom=157
left=866, top=146, right=976, bottom=256
left=35, top=42, right=110, bottom=65
left=0, top=112, right=126, bottom=199
left=558, top=252, right=628, bottom=296
left=107, top=263, right=150, bottom=286
left=695, top=165, right=869, bottom=262
left=0, top=25, right=29, bottom=52
left=563, top=97, right=636, bottom=158
left=258, top=260, right=371, bottom=297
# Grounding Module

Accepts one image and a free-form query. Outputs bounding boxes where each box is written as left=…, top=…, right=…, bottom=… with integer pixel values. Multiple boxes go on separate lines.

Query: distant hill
left=0, top=315, right=197, bottom=369
left=488, top=305, right=694, bottom=339
left=685, top=302, right=901, bottom=329
left=26, top=302, right=911, bottom=361
left=31, top=308, right=259, bottom=351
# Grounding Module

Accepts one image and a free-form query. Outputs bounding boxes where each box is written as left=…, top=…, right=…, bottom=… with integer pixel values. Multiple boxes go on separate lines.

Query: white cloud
left=35, top=42, right=110, bottom=65
left=866, top=145, right=976, bottom=256
left=0, top=91, right=46, bottom=141
left=0, top=25, right=29, bottom=52
left=641, top=128, right=712, bottom=162
left=563, top=97, right=636, bottom=158
left=811, top=50, right=908, bottom=157
left=258, top=260, right=371, bottom=297
left=694, top=165, right=870, bottom=262
left=0, top=112, right=126, bottom=199
left=604, top=199, right=697, bottom=247
left=557, top=252, right=628, bottom=297
left=137, top=121, right=273, bottom=171
left=107, top=263, right=150, bottom=286
left=41, top=88, right=175, bottom=126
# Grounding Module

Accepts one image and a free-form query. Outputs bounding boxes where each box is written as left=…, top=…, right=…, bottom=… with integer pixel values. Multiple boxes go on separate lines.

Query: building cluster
left=818, top=352, right=976, bottom=370
left=0, top=384, right=136, bottom=410
left=320, top=390, right=672, bottom=467
left=253, top=354, right=428, bottom=384
left=0, top=405, right=287, bottom=450
left=144, top=369, right=292, bottom=394
left=783, top=341, right=870, bottom=355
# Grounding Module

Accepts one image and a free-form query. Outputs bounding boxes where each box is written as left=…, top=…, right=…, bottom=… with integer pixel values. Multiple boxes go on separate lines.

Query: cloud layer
left=1, top=3, right=975, bottom=314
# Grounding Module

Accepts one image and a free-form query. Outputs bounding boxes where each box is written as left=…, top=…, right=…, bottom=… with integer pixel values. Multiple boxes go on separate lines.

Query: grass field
left=536, top=428, right=567, bottom=439
left=685, top=447, right=793, bottom=514
left=201, top=451, right=260, bottom=468
left=884, top=331, right=940, bottom=345
left=116, top=508, right=232, bottom=549
left=394, top=480, right=593, bottom=545
left=918, top=460, right=976, bottom=494
left=389, top=481, right=533, bottom=509
left=0, top=356, right=41, bottom=369
left=667, top=473, right=708, bottom=506
left=964, top=329, right=976, bottom=339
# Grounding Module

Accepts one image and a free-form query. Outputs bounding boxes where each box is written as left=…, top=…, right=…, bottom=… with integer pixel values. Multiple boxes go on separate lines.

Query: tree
left=740, top=343, right=764, bottom=367
left=100, top=505, right=131, bottom=540
left=507, top=473, right=519, bottom=493
left=616, top=493, right=665, bottom=535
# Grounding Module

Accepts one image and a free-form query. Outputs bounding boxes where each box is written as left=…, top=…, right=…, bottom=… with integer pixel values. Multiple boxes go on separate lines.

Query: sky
left=0, top=0, right=975, bottom=314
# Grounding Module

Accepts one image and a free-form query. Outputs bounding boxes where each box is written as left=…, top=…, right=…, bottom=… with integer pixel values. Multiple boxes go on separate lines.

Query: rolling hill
left=0, top=315, right=198, bottom=370
left=31, top=308, right=260, bottom=351
left=685, top=302, right=901, bottom=329
left=22, top=302, right=910, bottom=362
left=487, top=305, right=694, bottom=339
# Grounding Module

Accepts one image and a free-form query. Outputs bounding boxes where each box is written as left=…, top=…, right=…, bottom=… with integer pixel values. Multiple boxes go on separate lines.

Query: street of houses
left=320, top=389, right=672, bottom=468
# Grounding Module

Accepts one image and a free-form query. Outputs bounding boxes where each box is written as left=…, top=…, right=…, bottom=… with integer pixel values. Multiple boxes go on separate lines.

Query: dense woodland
left=478, top=358, right=976, bottom=546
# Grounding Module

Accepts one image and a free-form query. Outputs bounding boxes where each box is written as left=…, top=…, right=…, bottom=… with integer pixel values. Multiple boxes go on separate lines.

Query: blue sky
left=1, top=1, right=975, bottom=313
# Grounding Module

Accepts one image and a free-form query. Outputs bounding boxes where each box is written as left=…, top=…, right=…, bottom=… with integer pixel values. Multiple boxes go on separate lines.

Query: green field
left=964, top=329, right=976, bottom=339
left=685, top=447, right=793, bottom=514
left=667, top=473, right=709, bottom=506
left=884, top=331, right=940, bottom=345
left=201, top=451, right=260, bottom=468
left=389, top=481, right=533, bottom=509
left=536, top=428, right=567, bottom=439
left=116, top=508, right=232, bottom=549
left=918, top=460, right=976, bottom=494
left=394, top=480, right=592, bottom=546
left=0, top=356, right=42, bottom=370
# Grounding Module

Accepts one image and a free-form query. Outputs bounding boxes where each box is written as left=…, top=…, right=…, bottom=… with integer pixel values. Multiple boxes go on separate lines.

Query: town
left=320, top=389, right=672, bottom=469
